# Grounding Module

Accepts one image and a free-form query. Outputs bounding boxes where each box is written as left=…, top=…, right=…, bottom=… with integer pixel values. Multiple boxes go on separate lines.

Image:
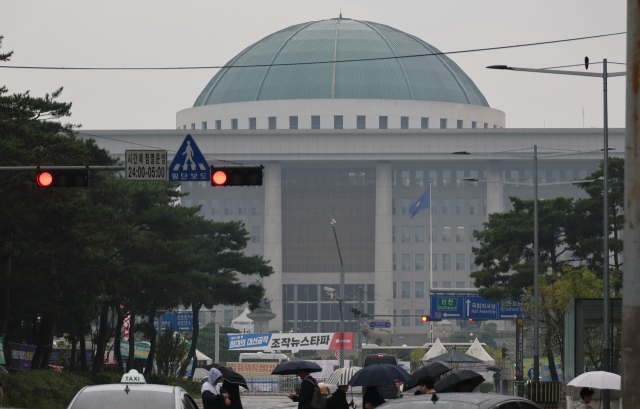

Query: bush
left=479, top=382, right=494, bottom=393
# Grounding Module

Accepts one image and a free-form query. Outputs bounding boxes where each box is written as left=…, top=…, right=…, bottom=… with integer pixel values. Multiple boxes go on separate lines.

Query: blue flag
left=409, top=187, right=430, bottom=219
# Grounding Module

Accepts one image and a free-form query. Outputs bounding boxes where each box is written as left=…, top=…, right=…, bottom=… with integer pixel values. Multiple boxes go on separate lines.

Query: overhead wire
left=0, top=31, right=625, bottom=71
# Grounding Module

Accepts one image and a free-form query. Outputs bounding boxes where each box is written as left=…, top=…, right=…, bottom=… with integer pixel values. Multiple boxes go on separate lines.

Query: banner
left=120, top=340, right=151, bottom=359
left=9, top=343, right=37, bottom=370
left=0, top=337, right=5, bottom=365
left=227, top=333, right=354, bottom=351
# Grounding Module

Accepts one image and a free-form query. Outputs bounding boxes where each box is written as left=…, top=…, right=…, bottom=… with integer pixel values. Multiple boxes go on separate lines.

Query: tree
left=185, top=325, right=242, bottom=365
left=408, top=348, right=426, bottom=370
left=155, top=327, right=189, bottom=376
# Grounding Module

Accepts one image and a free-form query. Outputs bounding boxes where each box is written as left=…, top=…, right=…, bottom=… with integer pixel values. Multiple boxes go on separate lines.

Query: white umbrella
left=326, top=367, right=362, bottom=386
left=567, top=371, right=621, bottom=390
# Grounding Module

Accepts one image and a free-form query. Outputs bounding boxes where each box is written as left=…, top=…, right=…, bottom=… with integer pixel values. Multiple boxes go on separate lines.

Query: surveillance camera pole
left=331, top=221, right=345, bottom=369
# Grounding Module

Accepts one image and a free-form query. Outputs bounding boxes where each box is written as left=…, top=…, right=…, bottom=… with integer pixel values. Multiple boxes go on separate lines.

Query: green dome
left=194, top=18, right=489, bottom=107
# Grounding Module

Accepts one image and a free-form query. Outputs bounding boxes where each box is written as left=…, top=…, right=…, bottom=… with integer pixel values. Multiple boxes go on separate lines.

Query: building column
left=262, top=163, right=283, bottom=331
left=486, top=161, right=504, bottom=216
left=375, top=163, right=393, bottom=318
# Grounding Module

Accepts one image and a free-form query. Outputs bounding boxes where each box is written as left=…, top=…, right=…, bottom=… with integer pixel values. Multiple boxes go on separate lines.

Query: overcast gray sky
left=1, top=0, right=627, bottom=130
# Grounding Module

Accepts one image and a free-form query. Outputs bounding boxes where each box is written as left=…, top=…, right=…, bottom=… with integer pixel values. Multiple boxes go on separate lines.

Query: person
left=363, top=385, right=385, bottom=409
left=222, top=379, right=243, bottom=409
left=454, top=379, right=474, bottom=392
left=574, top=387, right=595, bottom=409
left=326, top=385, right=354, bottom=409
left=202, top=368, right=231, bottom=409
left=493, top=371, right=502, bottom=393
left=414, top=376, right=436, bottom=395
left=288, top=369, right=317, bottom=409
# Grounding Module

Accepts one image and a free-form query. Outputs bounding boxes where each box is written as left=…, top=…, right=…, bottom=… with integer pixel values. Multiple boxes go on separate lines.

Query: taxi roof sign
left=121, top=369, right=146, bottom=384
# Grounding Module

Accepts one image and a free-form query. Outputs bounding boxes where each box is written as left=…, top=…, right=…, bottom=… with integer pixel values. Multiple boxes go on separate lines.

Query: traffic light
left=468, top=318, right=474, bottom=322
left=420, top=315, right=442, bottom=322
left=502, top=347, right=508, bottom=358
left=210, top=166, right=264, bottom=187
left=421, top=316, right=428, bottom=322
left=37, top=170, right=88, bottom=188
left=349, top=307, right=362, bottom=317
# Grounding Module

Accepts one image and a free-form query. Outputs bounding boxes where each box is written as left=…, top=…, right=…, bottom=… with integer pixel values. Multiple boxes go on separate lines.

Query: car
left=376, top=393, right=542, bottom=409
left=363, top=354, right=404, bottom=400
left=66, top=369, right=199, bottom=409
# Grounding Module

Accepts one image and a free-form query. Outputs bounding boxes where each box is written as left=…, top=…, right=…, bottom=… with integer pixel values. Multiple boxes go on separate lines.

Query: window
left=393, top=282, right=397, bottom=298
left=191, top=123, right=195, bottom=130
left=392, top=171, right=396, bottom=187
left=430, top=198, right=438, bottom=215
left=401, top=254, right=411, bottom=271
left=566, top=170, right=575, bottom=180
left=421, top=117, right=429, bottom=129
left=456, top=226, right=465, bottom=243
left=443, top=254, right=451, bottom=270
left=268, top=117, right=277, bottom=129
left=456, top=198, right=465, bottom=215
left=401, top=282, right=410, bottom=298
left=393, top=254, right=397, bottom=271
left=472, top=121, right=477, bottom=129
left=443, top=226, right=451, bottom=242
left=202, top=121, right=208, bottom=130
left=415, top=309, right=425, bottom=326
left=442, top=281, right=452, bottom=288
left=231, top=118, right=238, bottom=129
left=440, top=118, right=447, bottom=129
left=552, top=170, right=560, bottom=181
left=251, top=199, right=261, bottom=215
left=431, top=254, right=438, bottom=271
left=494, top=124, right=497, bottom=128
left=251, top=226, right=260, bottom=243
left=456, top=170, right=465, bottom=187
left=289, top=116, right=298, bottom=129
left=483, top=198, right=487, bottom=215
left=392, top=226, right=396, bottom=243
left=197, top=199, right=206, bottom=216
left=470, top=198, right=478, bottom=215
left=484, top=123, right=488, bottom=129
left=470, top=254, right=478, bottom=271
left=470, top=226, right=479, bottom=242
left=511, top=170, right=519, bottom=186
left=443, top=171, right=451, bottom=187
left=456, top=281, right=466, bottom=288
left=401, top=310, right=410, bottom=326
left=430, top=226, right=438, bottom=243
left=401, top=116, right=409, bottom=129
left=224, top=199, right=233, bottom=215
left=415, top=171, right=424, bottom=187
left=579, top=170, right=588, bottom=179
left=183, top=198, right=192, bottom=207
left=401, top=226, right=410, bottom=243
left=238, top=199, right=247, bottom=215
left=249, top=117, right=256, bottom=129
left=457, top=120, right=463, bottom=129
left=429, top=171, right=438, bottom=187
left=469, top=170, right=478, bottom=187
left=401, top=199, right=410, bottom=214
left=392, top=198, right=396, bottom=215
left=442, top=198, right=451, bottom=215
left=311, top=116, right=320, bottom=129
left=333, top=115, right=343, bottom=129
left=211, top=199, right=220, bottom=215
left=379, top=116, right=388, bottom=129
left=415, top=226, right=424, bottom=243
left=224, top=310, right=234, bottom=326
left=525, top=170, right=533, bottom=184
left=215, top=120, right=221, bottom=130
left=415, top=255, right=424, bottom=271
left=357, top=115, right=366, bottom=129
left=402, top=171, right=410, bottom=187
left=415, top=281, right=424, bottom=298
left=538, top=170, right=547, bottom=184
left=183, top=125, right=186, bottom=129
left=456, top=254, right=465, bottom=270
left=187, top=182, right=193, bottom=188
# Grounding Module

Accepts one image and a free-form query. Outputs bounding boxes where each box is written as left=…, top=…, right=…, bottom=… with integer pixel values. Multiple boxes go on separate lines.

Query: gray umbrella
left=487, top=365, right=502, bottom=372
left=426, top=350, right=484, bottom=364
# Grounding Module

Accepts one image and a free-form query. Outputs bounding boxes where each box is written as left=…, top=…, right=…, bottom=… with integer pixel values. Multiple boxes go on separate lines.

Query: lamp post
left=487, top=63, right=624, bottom=402
left=331, top=219, right=345, bottom=369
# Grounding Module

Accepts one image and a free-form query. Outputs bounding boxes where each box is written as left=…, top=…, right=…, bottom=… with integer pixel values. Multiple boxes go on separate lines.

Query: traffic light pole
left=331, top=222, right=345, bottom=369
left=0, top=166, right=125, bottom=171
left=357, top=286, right=363, bottom=366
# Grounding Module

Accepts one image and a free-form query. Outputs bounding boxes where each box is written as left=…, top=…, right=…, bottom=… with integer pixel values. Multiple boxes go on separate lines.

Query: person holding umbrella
left=492, top=371, right=502, bottom=393
left=222, top=379, right=243, bottom=409
left=287, top=369, right=317, bottom=409
left=574, top=388, right=595, bottom=409
left=363, top=386, right=385, bottom=409
left=202, top=368, right=231, bottom=409
left=326, top=385, right=355, bottom=409
left=414, top=377, right=436, bottom=395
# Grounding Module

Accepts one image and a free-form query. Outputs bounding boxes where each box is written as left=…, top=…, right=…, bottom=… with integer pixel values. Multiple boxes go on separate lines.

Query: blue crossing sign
left=430, top=295, right=523, bottom=320
left=168, top=134, right=210, bottom=182
left=369, top=321, right=391, bottom=328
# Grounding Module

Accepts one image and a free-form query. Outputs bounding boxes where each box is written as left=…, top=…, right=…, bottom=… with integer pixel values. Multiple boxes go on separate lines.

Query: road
left=199, top=394, right=364, bottom=409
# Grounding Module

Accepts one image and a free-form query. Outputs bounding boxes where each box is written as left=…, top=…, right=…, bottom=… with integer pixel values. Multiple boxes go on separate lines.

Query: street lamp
left=488, top=62, right=624, bottom=400
left=330, top=219, right=345, bottom=369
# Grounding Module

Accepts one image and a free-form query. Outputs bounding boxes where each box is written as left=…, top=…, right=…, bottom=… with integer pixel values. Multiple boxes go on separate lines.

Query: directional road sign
left=465, top=296, right=498, bottom=319
left=430, top=295, right=524, bottom=320
left=125, top=150, right=168, bottom=181
left=369, top=321, right=391, bottom=329
left=430, top=295, right=464, bottom=319
left=497, top=299, right=524, bottom=319
left=168, top=134, right=210, bottom=182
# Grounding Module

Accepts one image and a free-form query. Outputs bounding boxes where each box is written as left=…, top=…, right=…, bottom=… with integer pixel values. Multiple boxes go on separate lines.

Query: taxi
left=66, top=369, right=199, bottom=409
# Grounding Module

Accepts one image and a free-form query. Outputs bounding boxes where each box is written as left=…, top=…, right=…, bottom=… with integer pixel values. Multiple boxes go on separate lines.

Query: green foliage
left=408, top=348, right=426, bottom=370
left=155, top=327, right=189, bottom=375
left=184, top=325, right=241, bottom=365
left=483, top=323, right=497, bottom=334
left=479, top=382, right=494, bottom=393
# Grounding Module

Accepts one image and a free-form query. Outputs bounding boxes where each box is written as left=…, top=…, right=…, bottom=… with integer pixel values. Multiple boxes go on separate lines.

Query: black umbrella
left=271, top=360, right=322, bottom=375
left=486, top=365, right=502, bottom=372
left=434, top=370, right=485, bottom=393
left=406, top=362, right=455, bottom=389
left=203, top=363, right=249, bottom=390
left=347, top=363, right=412, bottom=387
left=426, top=350, right=484, bottom=364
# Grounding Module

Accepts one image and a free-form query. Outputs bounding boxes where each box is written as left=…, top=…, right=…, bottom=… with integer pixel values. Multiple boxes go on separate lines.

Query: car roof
left=78, top=384, right=180, bottom=393
left=379, top=393, right=540, bottom=408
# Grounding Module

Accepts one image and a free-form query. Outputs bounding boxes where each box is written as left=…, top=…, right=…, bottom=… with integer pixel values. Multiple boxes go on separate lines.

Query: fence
left=525, top=381, right=562, bottom=409
left=243, top=375, right=300, bottom=394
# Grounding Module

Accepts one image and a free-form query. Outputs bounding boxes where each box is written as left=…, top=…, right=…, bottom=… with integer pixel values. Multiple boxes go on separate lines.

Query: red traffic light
left=468, top=319, right=474, bottom=322
left=421, top=316, right=428, bottom=322
left=212, top=170, right=227, bottom=186
left=37, top=172, right=53, bottom=187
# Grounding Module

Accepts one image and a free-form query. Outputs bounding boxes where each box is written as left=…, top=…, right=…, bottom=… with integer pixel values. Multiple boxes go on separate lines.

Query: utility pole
left=533, top=145, right=539, bottom=382
left=215, top=308, right=221, bottom=363
left=622, top=1, right=640, bottom=405
left=331, top=220, right=345, bottom=369
left=357, top=286, right=363, bottom=366
left=602, top=58, right=611, bottom=409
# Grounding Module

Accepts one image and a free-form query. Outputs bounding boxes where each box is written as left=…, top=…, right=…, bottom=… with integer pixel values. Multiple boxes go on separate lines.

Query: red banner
left=329, top=333, right=354, bottom=350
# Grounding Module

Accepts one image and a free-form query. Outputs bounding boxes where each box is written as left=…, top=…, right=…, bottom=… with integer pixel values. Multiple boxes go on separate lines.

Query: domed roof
left=194, top=18, right=489, bottom=107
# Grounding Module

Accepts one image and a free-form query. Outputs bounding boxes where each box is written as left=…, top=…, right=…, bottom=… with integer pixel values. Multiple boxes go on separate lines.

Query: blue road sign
left=527, top=368, right=534, bottom=380
left=498, top=299, right=524, bottom=319
left=464, top=296, right=498, bottom=320
left=369, top=321, right=391, bottom=328
left=430, top=295, right=464, bottom=319
left=168, top=134, right=210, bottom=182
left=155, top=312, right=193, bottom=332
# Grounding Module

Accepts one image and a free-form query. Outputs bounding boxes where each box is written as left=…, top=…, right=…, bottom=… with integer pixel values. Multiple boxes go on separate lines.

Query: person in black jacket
left=201, top=368, right=231, bottom=409
left=287, top=369, right=317, bottom=409
left=363, top=385, right=385, bottom=409
left=327, top=385, right=355, bottom=409
left=221, top=380, right=243, bottom=409
left=414, top=376, right=436, bottom=395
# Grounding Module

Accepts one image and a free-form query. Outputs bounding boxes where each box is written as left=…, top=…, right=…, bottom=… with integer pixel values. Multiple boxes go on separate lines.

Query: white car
left=66, top=370, right=199, bottom=409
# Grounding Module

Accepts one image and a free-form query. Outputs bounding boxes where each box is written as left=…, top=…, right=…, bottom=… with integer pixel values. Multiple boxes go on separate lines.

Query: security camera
left=331, top=219, right=337, bottom=226
left=324, top=286, right=336, bottom=293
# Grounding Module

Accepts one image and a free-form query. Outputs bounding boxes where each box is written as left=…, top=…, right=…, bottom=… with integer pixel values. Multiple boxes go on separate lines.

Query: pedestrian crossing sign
left=168, top=134, right=210, bottom=182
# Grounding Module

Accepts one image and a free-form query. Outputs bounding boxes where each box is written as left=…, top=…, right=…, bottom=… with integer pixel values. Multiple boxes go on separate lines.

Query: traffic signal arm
left=210, top=165, right=264, bottom=186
